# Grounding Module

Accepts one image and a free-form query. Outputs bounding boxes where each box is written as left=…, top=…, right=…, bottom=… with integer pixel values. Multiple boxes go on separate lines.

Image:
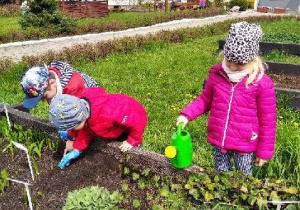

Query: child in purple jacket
left=176, top=22, right=276, bottom=175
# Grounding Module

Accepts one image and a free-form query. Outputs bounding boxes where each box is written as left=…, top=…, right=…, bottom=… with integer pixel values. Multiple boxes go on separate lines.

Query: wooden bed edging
left=0, top=103, right=204, bottom=178
left=219, top=40, right=300, bottom=56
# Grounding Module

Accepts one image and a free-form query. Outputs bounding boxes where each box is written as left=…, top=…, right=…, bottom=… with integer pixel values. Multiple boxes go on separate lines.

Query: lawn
left=0, top=18, right=299, bottom=185
left=0, top=8, right=224, bottom=43
left=0, top=16, right=20, bottom=33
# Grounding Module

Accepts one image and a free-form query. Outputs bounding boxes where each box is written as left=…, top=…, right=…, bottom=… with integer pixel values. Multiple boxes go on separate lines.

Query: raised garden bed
left=219, top=40, right=300, bottom=56
left=0, top=105, right=201, bottom=209
left=219, top=40, right=300, bottom=110
left=1, top=103, right=299, bottom=209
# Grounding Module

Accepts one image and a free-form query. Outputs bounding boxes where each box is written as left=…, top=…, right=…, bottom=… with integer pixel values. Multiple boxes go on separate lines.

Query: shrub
left=0, top=0, right=12, bottom=6
left=0, top=58, right=13, bottom=73
left=63, top=186, right=123, bottom=210
left=214, top=0, right=225, bottom=7
left=19, top=0, right=76, bottom=33
left=0, top=4, right=19, bottom=16
left=229, top=0, right=248, bottom=11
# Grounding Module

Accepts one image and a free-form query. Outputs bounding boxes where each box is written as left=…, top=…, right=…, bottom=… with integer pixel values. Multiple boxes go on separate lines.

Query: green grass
left=0, top=19, right=299, bottom=185
left=0, top=16, right=20, bottom=34
left=0, top=15, right=300, bottom=44
left=261, top=19, right=300, bottom=43
left=263, top=50, right=300, bottom=64
left=77, top=11, right=167, bottom=25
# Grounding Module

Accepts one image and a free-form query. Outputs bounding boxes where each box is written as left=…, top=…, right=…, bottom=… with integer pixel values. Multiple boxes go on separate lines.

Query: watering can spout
left=165, top=123, right=193, bottom=169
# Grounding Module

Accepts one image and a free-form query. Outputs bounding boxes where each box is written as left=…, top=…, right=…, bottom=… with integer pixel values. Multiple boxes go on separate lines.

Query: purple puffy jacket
left=181, top=63, right=277, bottom=159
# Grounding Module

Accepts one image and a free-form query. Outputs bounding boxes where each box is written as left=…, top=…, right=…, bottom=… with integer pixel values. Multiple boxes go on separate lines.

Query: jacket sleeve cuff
left=255, top=150, right=274, bottom=160
left=126, top=136, right=141, bottom=146
left=180, top=112, right=192, bottom=121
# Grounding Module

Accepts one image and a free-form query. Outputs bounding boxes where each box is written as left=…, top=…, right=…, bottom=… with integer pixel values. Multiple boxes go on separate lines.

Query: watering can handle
left=177, top=122, right=183, bottom=135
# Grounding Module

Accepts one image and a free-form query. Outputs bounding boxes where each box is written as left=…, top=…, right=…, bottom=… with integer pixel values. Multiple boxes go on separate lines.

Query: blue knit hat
left=21, top=66, right=50, bottom=109
left=49, top=94, right=89, bottom=130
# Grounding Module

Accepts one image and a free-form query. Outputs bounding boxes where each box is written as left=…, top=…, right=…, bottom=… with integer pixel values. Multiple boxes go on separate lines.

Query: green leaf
left=240, top=184, right=248, bottom=194
left=256, top=198, right=267, bottom=208
left=123, top=167, right=130, bottom=175
left=206, top=183, right=215, bottom=191
left=241, top=193, right=247, bottom=200
left=141, top=168, right=151, bottom=176
left=270, top=191, right=281, bottom=201
left=159, top=186, right=169, bottom=197
left=204, top=192, right=214, bottom=202
left=132, top=199, right=140, bottom=208
left=189, top=188, right=200, bottom=199
left=132, top=173, right=140, bottom=181
left=247, top=195, right=257, bottom=206
left=280, top=187, right=298, bottom=195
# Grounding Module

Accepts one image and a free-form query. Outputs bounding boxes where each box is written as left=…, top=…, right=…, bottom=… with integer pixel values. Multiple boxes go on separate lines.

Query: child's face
left=42, top=79, right=57, bottom=104
left=72, top=118, right=87, bottom=131
left=224, top=59, right=250, bottom=72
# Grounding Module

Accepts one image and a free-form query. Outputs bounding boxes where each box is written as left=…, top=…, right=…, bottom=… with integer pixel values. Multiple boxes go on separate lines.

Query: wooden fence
left=59, top=1, right=109, bottom=18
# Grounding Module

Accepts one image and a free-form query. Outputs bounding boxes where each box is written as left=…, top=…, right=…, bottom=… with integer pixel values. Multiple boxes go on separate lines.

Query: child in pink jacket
left=177, top=22, right=276, bottom=175
left=49, top=87, right=148, bottom=169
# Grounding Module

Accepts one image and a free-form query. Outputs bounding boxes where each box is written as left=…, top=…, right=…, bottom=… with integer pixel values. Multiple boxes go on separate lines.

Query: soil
left=0, top=141, right=151, bottom=210
left=268, top=73, right=300, bottom=90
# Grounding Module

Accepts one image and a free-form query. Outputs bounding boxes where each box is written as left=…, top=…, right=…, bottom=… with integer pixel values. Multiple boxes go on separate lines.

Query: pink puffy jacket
left=181, top=63, right=277, bottom=159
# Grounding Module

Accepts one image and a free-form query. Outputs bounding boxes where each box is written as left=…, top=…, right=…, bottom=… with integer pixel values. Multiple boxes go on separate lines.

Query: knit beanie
left=224, top=21, right=263, bottom=64
left=49, top=94, right=89, bottom=130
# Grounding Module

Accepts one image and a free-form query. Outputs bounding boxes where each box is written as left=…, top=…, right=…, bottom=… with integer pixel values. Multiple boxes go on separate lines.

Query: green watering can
left=165, top=123, right=193, bottom=169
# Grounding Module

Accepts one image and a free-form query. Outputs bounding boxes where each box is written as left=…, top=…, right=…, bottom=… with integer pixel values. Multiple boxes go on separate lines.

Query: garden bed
left=0, top=141, right=126, bottom=210
left=269, top=74, right=300, bottom=90
left=219, top=40, right=300, bottom=56
left=219, top=39, right=300, bottom=109
left=1, top=139, right=192, bottom=210
left=1, top=99, right=299, bottom=209
left=0, top=105, right=201, bottom=209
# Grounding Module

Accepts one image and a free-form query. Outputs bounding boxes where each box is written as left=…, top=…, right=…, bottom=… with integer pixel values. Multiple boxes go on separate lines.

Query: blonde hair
left=245, top=56, right=266, bottom=87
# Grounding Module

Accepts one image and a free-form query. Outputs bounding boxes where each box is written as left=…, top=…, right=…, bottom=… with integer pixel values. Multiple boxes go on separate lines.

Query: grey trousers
left=212, top=146, right=254, bottom=175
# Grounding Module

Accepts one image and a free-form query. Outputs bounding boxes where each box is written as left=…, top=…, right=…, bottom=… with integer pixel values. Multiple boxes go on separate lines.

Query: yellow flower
left=293, top=122, right=299, bottom=127
left=279, top=116, right=283, bottom=119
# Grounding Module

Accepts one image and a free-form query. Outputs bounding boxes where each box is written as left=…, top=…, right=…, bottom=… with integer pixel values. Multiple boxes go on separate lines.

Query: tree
left=19, top=0, right=76, bottom=33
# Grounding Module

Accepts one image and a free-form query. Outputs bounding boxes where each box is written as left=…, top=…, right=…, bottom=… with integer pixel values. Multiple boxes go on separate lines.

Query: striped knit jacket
left=48, top=61, right=98, bottom=97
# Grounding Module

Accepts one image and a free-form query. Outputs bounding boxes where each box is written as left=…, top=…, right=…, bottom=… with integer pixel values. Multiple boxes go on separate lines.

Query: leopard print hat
left=224, top=21, right=263, bottom=64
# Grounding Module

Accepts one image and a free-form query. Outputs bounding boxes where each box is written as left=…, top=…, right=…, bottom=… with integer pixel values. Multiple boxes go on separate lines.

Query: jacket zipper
left=220, top=72, right=238, bottom=148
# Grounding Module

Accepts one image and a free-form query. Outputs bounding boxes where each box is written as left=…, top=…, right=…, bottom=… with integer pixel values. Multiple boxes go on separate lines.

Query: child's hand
left=119, top=141, right=133, bottom=152
left=64, top=140, right=74, bottom=155
left=176, top=115, right=189, bottom=128
left=254, top=158, right=268, bottom=167
left=58, top=149, right=82, bottom=170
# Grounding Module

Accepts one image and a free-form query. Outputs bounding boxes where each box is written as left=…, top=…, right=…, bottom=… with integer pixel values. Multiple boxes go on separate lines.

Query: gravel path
left=0, top=10, right=287, bottom=63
